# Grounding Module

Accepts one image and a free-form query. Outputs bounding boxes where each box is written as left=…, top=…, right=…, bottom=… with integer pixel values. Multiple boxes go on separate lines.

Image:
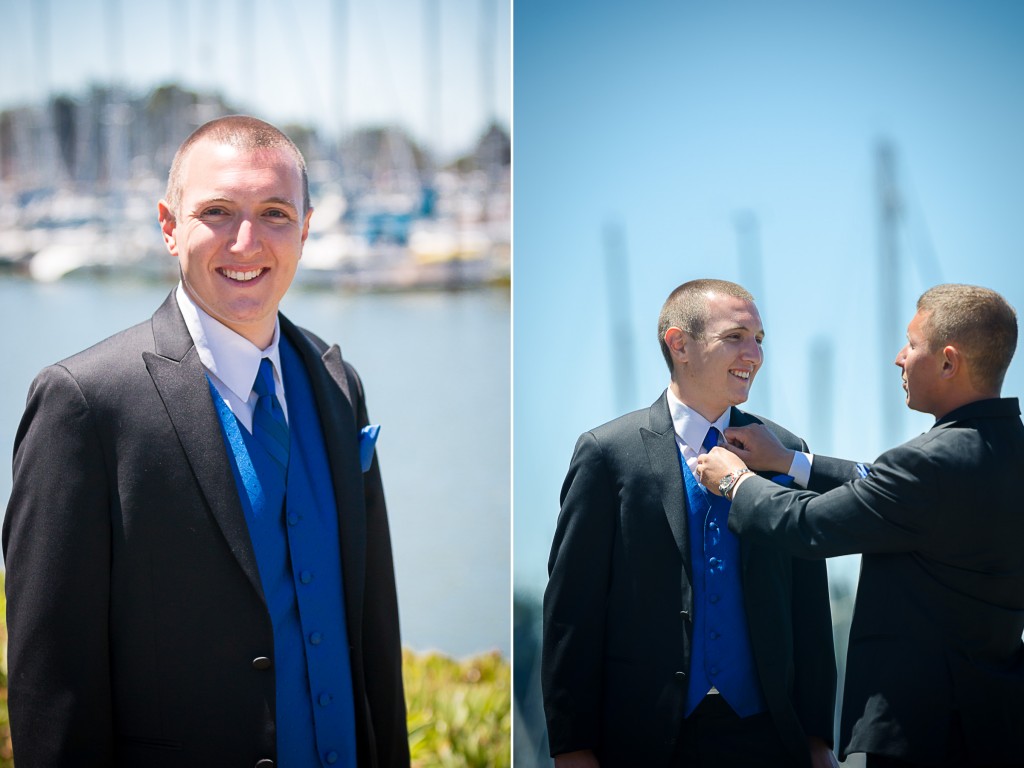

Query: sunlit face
left=158, top=139, right=312, bottom=348
left=895, top=309, right=945, bottom=416
left=676, top=293, right=764, bottom=420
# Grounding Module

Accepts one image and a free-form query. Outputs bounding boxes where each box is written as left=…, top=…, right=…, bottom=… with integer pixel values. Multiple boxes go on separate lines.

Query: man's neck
left=929, top=390, right=1001, bottom=421
left=668, top=380, right=730, bottom=424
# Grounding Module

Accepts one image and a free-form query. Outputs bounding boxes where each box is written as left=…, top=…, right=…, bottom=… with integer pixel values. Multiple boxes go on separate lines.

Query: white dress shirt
left=175, top=284, right=288, bottom=433
left=665, top=388, right=811, bottom=487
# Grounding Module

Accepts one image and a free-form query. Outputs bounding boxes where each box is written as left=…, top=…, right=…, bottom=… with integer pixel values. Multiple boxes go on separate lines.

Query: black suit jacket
left=729, top=397, right=1024, bottom=766
left=542, top=393, right=836, bottom=767
left=3, top=293, right=409, bottom=767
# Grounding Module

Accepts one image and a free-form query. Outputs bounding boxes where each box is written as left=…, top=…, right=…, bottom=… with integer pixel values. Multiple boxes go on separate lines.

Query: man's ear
left=940, top=344, right=962, bottom=380
left=157, top=201, right=178, bottom=256
left=664, top=327, right=690, bottom=364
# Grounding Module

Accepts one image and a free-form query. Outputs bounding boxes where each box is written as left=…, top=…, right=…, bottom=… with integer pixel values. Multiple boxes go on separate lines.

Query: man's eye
left=201, top=207, right=229, bottom=217
left=265, top=209, right=289, bottom=219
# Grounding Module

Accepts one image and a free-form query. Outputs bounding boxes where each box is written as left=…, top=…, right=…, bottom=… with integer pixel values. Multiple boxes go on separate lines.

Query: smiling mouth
left=220, top=268, right=265, bottom=282
left=730, top=369, right=751, bottom=381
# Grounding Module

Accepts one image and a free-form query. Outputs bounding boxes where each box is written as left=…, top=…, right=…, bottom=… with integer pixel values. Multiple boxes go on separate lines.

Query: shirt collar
left=175, top=283, right=284, bottom=401
left=666, top=387, right=730, bottom=453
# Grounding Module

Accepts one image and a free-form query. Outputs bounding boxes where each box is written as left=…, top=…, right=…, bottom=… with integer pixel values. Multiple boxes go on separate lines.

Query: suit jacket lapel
left=143, top=292, right=265, bottom=600
left=728, top=407, right=769, bottom=578
left=280, top=316, right=367, bottom=640
left=641, top=393, right=693, bottom=598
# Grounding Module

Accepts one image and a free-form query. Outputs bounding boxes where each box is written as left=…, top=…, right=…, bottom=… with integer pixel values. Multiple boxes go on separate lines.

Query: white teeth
left=221, top=268, right=264, bottom=281
left=730, top=370, right=750, bottom=380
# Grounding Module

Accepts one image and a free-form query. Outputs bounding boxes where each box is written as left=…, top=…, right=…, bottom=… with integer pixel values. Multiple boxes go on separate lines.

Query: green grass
left=404, top=649, right=511, bottom=768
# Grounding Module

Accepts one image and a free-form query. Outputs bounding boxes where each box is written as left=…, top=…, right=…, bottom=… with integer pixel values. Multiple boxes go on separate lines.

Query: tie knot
left=702, top=427, right=720, bottom=453
left=253, top=358, right=276, bottom=399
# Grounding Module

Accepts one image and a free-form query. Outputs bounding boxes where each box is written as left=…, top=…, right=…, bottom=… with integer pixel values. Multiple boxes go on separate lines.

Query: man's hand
left=695, top=446, right=748, bottom=496
left=554, top=749, right=600, bottom=768
left=808, top=736, right=839, bottom=768
left=722, top=423, right=795, bottom=475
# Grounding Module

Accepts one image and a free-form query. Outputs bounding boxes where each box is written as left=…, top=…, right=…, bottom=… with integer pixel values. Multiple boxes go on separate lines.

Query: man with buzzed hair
left=543, top=278, right=838, bottom=767
left=4, top=116, right=409, bottom=767
left=698, top=284, right=1024, bottom=767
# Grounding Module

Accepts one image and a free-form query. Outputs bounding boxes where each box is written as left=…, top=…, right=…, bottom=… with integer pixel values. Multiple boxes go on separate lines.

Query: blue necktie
left=252, top=358, right=289, bottom=481
left=702, top=426, right=720, bottom=454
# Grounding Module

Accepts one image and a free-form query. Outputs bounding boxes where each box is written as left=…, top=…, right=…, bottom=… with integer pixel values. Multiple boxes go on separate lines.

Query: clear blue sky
left=514, top=0, right=1024, bottom=596
left=0, top=0, right=510, bottom=159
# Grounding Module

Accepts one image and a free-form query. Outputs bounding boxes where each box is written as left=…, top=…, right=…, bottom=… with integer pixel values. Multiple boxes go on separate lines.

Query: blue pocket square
left=359, top=425, right=380, bottom=472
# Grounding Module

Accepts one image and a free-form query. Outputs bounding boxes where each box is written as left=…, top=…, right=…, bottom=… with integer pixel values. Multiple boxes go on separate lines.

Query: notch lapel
left=143, top=293, right=265, bottom=600
left=640, top=392, right=693, bottom=603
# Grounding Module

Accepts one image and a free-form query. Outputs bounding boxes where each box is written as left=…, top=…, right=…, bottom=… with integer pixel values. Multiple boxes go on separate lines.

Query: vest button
left=319, top=692, right=333, bottom=706
left=252, top=656, right=272, bottom=671
left=326, top=751, right=339, bottom=764
left=300, top=570, right=314, bottom=584
left=255, top=760, right=275, bottom=768
left=287, top=512, right=300, bottom=526
left=310, top=632, right=323, bottom=646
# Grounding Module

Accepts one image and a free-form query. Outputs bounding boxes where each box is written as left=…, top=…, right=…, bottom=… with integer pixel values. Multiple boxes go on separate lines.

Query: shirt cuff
left=788, top=451, right=813, bottom=488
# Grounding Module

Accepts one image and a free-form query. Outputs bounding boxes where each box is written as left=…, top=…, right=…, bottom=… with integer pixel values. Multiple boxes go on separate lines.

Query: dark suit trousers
left=674, top=695, right=792, bottom=767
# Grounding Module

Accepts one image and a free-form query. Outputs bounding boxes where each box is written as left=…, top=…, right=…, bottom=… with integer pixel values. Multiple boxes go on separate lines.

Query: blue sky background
left=0, top=0, right=510, bottom=158
left=514, top=0, right=1024, bottom=597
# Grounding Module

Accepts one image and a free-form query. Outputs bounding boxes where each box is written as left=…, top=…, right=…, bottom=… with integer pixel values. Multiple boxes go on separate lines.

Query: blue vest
left=680, top=454, right=767, bottom=718
left=210, top=336, right=357, bottom=767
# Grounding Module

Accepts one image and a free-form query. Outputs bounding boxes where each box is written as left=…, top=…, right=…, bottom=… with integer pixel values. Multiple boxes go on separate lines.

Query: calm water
left=0, top=274, right=510, bottom=658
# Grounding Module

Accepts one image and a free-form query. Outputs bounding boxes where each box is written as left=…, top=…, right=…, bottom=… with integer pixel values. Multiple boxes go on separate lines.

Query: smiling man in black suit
left=3, top=116, right=409, bottom=767
left=698, top=283, right=1024, bottom=767
left=543, top=278, right=837, bottom=768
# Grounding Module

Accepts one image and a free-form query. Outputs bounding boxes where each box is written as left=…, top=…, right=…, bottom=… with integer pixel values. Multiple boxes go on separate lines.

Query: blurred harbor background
left=513, top=0, right=1024, bottom=764
left=0, top=0, right=510, bottom=660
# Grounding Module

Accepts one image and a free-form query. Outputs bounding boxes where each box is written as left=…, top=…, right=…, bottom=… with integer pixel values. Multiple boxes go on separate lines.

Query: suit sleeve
left=347, top=363, right=410, bottom=767
left=542, top=431, right=616, bottom=756
left=807, top=454, right=863, bottom=494
left=730, top=442, right=941, bottom=558
left=2, top=365, right=114, bottom=765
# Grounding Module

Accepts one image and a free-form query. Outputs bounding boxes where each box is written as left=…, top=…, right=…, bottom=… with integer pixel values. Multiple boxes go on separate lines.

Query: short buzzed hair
left=164, top=115, right=310, bottom=219
left=917, top=284, right=1017, bottom=393
left=657, top=279, right=755, bottom=372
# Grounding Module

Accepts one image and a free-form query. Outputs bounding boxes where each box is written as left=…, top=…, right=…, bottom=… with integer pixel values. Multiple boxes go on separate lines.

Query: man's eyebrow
left=191, top=196, right=300, bottom=211
left=717, top=323, right=764, bottom=336
left=261, top=196, right=300, bottom=210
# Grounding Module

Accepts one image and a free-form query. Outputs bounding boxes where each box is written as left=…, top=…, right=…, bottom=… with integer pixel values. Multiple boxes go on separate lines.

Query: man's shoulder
left=734, top=409, right=806, bottom=450
left=585, top=402, right=657, bottom=441
left=54, top=318, right=155, bottom=378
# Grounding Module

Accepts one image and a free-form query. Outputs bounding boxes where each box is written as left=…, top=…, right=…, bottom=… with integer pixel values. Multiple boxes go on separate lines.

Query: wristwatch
left=718, top=468, right=752, bottom=500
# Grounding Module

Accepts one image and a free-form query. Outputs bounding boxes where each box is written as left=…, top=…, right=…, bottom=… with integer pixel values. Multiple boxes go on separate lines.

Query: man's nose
left=742, top=339, right=763, bottom=363
left=230, top=218, right=261, bottom=255
left=894, top=344, right=908, bottom=367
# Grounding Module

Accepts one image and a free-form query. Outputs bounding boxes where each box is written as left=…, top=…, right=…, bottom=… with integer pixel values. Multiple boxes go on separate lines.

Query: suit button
left=679, top=610, right=690, bottom=621
left=255, top=760, right=275, bottom=768
left=252, top=656, right=272, bottom=671
left=675, top=671, right=686, bottom=682
left=326, top=752, right=339, bottom=764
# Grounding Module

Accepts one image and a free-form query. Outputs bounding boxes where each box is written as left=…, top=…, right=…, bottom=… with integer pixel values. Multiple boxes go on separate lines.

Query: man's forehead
left=706, top=294, right=762, bottom=328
